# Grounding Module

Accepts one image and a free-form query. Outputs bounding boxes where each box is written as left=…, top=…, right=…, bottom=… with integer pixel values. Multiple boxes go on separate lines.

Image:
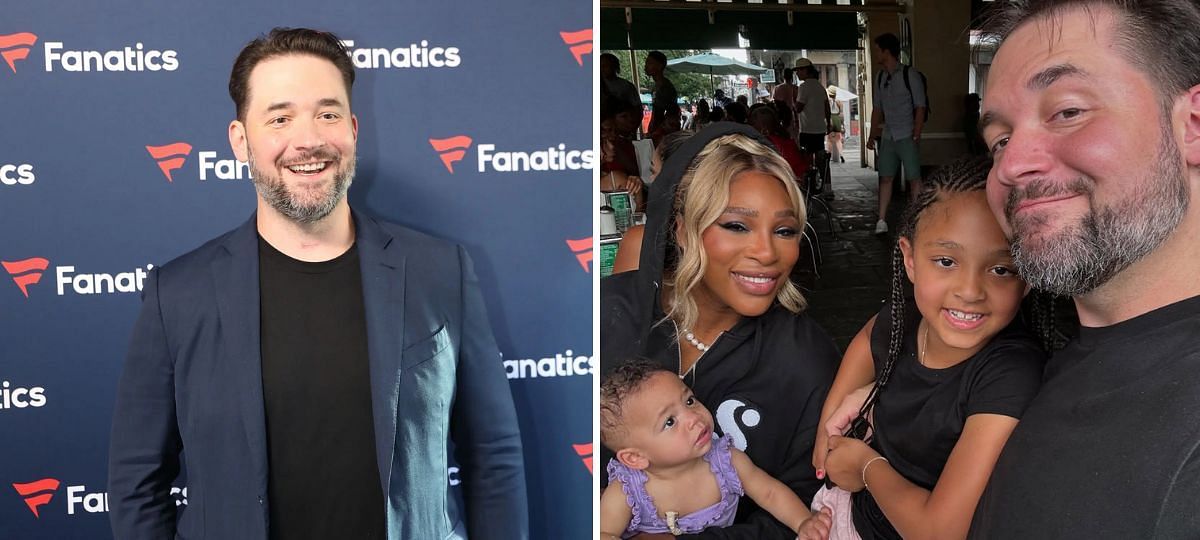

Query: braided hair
left=852, top=157, right=1068, bottom=437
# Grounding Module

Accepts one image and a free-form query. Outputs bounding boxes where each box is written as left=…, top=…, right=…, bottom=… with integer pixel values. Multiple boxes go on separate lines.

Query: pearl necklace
left=681, top=329, right=710, bottom=353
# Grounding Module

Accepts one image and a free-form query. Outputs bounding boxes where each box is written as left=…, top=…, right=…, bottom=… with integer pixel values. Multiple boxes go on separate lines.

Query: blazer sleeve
left=449, top=245, right=529, bottom=539
left=108, top=268, right=182, bottom=539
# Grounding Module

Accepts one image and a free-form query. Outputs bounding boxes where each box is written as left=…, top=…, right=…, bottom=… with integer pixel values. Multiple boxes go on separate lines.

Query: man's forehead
left=985, top=7, right=1120, bottom=106
left=994, top=5, right=1119, bottom=66
left=245, top=54, right=350, bottom=108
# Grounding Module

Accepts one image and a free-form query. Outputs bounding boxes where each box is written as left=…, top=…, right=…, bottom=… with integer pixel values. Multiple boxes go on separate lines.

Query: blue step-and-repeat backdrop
left=0, top=2, right=594, bottom=538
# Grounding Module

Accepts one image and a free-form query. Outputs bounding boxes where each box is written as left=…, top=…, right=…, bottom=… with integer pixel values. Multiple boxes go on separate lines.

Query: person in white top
left=772, top=68, right=799, bottom=137
left=795, top=58, right=832, bottom=195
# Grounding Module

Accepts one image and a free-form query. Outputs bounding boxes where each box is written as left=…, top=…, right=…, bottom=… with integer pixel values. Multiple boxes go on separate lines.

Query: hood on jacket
left=629, top=122, right=779, bottom=336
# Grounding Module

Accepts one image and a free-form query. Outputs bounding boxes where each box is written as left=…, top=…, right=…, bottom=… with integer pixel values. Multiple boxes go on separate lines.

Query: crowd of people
left=600, top=51, right=849, bottom=218
left=599, top=1, right=1200, bottom=538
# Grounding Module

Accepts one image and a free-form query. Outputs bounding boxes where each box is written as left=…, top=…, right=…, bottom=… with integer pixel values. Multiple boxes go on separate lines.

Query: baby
left=599, top=359, right=832, bottom=539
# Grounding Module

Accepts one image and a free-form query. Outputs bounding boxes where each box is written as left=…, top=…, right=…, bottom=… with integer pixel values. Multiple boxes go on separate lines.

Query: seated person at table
left=749, top=103, right=809, bottom=183
left=610, top=130, right=694, bottom=275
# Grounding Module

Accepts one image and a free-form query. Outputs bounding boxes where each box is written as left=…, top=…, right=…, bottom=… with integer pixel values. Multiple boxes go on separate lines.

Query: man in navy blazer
left=107, top=28, right=527, bottom=539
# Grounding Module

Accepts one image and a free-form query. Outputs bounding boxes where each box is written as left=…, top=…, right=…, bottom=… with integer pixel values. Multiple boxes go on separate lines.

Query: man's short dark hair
left=600, top=52, right=620, bottom=72
left=229, top=28, right=355, bottom=121
left=725, top=102, right=748, bottom=123
left=647, top=50, right=668, bottom=65
left=981, top=0, right=1200, bottom=112
left=874, top=33, right=901, bottom=58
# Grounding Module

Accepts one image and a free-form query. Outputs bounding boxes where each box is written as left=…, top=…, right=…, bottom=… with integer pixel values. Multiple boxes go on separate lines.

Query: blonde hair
left=664, top=134, right=808, bottom=333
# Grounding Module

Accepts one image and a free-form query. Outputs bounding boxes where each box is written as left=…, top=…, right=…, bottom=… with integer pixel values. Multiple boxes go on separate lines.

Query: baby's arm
left=731, top=449, right=830, bottom=538
left=599, top=479, right=633, bottom=540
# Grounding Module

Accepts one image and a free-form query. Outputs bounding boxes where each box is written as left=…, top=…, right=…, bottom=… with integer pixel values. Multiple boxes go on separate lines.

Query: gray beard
left=250, top=151, right=355, bottom=225
left=1006, top=130, right=1188, bottom=296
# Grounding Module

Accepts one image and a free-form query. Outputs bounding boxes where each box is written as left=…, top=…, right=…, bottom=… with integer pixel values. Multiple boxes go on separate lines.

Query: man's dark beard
left=1005, top=130, right=1188, bottom=296
left=250, top=148, right=355, bottom=225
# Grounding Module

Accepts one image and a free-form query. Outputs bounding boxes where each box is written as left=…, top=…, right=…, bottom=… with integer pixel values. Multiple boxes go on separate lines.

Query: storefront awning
left=601, top=6, right=861, bottom=51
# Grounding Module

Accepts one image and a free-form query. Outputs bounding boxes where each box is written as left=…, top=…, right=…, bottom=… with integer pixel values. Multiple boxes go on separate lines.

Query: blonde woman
left=600, top=123, right=840, bottom=539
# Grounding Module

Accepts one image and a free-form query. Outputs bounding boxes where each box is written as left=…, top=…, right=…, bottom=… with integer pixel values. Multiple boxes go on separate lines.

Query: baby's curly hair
left=599, top=358, right=674, bottom=450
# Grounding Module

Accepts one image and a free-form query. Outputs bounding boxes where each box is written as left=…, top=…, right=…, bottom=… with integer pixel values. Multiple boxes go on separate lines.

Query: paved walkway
left=795, top=137, right=908, bottom=350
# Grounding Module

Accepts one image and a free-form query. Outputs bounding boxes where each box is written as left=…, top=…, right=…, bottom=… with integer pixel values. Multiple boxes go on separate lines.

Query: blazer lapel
left=210, top=215, right=269, bottom=496
left=354, top=211, right=406, bottom=498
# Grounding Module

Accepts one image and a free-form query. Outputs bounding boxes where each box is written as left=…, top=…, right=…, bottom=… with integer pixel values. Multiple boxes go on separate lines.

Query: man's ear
left=898, top=236, right=916, bottom=283
left=1182, top=84, right=1200, bottom=169
left=351, top=114, right=359, bottom=143
left=616, top=448, right=650, bottom=471
left=229, top=120, right=249, bottom=162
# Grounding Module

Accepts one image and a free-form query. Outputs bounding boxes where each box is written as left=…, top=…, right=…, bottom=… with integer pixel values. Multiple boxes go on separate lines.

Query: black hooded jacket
left=600, top=123, right=840, bottom=539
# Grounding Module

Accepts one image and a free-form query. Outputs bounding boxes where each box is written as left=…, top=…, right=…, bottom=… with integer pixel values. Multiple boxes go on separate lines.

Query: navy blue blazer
left=108, top=211, right=527, bottom=539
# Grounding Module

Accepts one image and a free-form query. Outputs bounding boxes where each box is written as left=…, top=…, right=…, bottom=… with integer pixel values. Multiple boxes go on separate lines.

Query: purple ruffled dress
left=606, top=434, right=744, bottom=538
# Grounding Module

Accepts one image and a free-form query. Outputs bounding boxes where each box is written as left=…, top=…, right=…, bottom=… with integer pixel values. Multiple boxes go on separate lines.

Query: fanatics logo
left=0, top=32, right=38, bottom=73
left=145, top=142, right=193, bottom=182
left=12, top=478, right=59, bottom=518
left=429, top=135, right=473, bottom=174
left=565, top=238, right=592, bottom=273
left=573, top=443, right=593, bottom=475
left=2, top=257, right=50, bottom=298
left=559, top=29, right=592, bottom=65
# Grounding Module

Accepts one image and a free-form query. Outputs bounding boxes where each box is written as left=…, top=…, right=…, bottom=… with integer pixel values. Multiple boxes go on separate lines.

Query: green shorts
left=877, top=136, right=921, bottom=180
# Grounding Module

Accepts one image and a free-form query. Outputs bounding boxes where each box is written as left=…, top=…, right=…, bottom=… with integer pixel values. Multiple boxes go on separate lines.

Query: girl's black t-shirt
left=850, top=302, right=1045, bottom=539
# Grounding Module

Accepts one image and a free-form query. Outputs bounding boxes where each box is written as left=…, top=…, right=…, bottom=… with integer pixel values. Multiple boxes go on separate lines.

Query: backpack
left=877, top=65, right=931, bottom=122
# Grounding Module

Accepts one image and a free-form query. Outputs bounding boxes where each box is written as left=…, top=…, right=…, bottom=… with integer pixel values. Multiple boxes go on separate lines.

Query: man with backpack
left=866, top=32, right=927, bottom=234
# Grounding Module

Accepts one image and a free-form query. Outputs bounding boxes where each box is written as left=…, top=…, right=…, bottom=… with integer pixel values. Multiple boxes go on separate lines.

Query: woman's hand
left=622, top=176, right=644, bottom=197
left=813, top=383, right=873, bottom=475
left=825, top=384, right=873, bottom=439
left=823, top=435, right=880, bottom=492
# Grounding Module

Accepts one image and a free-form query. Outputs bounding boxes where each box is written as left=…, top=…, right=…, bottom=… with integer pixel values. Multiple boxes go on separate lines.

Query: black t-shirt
left=258, top=236, right=385, bottom=540
left=650, top=77, right=678, bottom=131
left=852, top=303, right=1044, bottom=539
left=971, top=295, right=1200, bottom=539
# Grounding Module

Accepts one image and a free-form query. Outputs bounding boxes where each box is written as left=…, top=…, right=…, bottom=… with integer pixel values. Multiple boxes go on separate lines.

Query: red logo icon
left=429, top=136, right=473, bottom=174
left=145, top=142, right=193, bottom=182
left=573, top=443, right=593, bottom=475
left=566, top=238, right=592, bottom=273
left=559, top=29, right=592, bottom=65
left=2, top=257, right=50, bottom=298
left=0, top=32, right=37, bottom=73
left=12, top=478, right=60, bottom=518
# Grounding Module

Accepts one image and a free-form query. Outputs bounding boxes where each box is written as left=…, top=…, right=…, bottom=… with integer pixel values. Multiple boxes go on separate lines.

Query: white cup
left=600, top=206, right=618, bottom=236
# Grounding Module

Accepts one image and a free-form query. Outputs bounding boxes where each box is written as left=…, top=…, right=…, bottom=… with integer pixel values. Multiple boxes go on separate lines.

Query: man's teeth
left=735, top=274, right=772, bottom=284
left=948, top=309, right=983, bottom=321
left=287, top=162, right=327, bottom=173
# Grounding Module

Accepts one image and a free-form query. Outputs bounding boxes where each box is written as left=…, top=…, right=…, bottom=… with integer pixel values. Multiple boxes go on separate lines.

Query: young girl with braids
left=809, top=157, right=1051, bottom=539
